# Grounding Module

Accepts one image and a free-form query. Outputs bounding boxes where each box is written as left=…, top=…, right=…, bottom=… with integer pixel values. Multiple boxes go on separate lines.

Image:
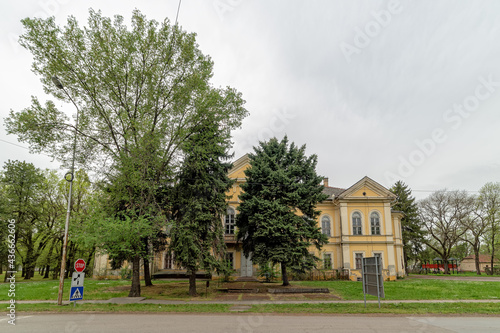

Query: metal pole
left=54, top=76, right=80, bottom=306
left=362, top=259, right=366, bottom=308
left=375, top=256, right=381, bottom=309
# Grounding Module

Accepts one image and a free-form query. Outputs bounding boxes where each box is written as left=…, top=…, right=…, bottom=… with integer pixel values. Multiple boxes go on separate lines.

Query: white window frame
left=370, top=211, right=381, bottom=235
left=372, top=251, right=384, bottom=268
left=321, top=215, right=332, bottom=237
left=352, top=211, right=363, bottom=235
left=354, top=252, right=364, bottom=270
left=225, top=207, right=236, bottom=235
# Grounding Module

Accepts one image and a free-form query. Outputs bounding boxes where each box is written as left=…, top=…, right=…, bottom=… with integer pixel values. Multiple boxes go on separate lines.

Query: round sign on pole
left=74, top=259, right=86, bottom=272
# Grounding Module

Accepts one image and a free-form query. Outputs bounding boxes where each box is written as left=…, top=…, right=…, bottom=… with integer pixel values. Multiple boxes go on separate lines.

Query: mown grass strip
left=248, top=302, right=500, bottom=315
left=14, top=302, right=500, bottom=315
left=16, top=303, right=230, bottom=313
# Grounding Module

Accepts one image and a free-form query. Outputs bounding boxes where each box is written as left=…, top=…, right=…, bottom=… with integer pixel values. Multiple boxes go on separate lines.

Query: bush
left=258, top=263, right=278, bottom=282
left=120, top=268, right=132, bottom=280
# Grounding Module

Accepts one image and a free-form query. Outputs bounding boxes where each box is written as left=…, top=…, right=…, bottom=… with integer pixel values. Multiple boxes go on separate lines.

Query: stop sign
left=74, top=259, right=86, bottom=272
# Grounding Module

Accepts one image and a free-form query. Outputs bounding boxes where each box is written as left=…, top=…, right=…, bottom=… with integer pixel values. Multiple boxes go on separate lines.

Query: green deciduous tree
left=169, top=114, right=234, bottom=296
left=390, top=181, right=425, bottom=274
left=236, top=137, right=328, bottom=286
left=0, top=160, right=45, bottom=279
left=6, top=9, right=247, bottom=296
left=478, top=182, right=500, bottom=274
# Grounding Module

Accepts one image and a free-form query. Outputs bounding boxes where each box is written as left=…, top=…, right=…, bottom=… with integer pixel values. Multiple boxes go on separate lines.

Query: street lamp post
left=52, top=76, right=80, bottom=306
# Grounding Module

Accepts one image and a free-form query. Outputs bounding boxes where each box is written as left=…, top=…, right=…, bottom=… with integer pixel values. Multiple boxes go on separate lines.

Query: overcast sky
left=1, top=0, right=499, bottom=199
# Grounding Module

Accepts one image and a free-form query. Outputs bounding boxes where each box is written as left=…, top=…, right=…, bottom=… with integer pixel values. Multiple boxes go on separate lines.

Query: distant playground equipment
left=421, top=258, right=459, bottom=274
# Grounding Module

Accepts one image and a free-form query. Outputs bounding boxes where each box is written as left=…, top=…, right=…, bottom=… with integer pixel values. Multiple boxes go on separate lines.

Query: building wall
left=222, top=155, right=405, bottom=281
left=96, top=155, right=406, bottom=281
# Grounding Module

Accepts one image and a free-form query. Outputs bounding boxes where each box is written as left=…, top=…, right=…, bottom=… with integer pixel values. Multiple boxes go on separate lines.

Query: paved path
left=3, top=313, right=500, bottom=333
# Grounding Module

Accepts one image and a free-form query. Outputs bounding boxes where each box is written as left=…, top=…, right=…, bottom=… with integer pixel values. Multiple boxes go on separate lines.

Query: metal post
left=53, top=76, right=80, bottom=306
left=375, top=256, right=381, bottom=309
left=362, top=259, right=366, bottom=308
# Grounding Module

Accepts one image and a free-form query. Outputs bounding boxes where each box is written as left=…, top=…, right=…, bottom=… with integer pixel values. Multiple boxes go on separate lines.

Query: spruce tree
left=236, top=137, right=328, bottom=286
left=169, top=115, right=234, bottom=296
left=390, top=181, right=425, bottom=274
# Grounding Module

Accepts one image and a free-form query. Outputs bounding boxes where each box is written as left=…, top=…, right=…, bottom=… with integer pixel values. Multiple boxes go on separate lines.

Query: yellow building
left=95, top=154, right=406, bottom=281
left=223, top=154, right=405, bottom=281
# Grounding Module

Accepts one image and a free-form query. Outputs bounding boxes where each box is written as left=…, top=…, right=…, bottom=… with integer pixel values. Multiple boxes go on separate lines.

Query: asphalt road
left=2, top=314, right=500, bottom=333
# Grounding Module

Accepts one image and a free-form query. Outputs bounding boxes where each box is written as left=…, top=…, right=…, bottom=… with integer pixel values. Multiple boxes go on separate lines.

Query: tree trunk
left=144, top=255, right=153, bottom=287
left=85, top=247, right=95, bottom=277
left=188, top=269, right=197, bottom=296
left=443, top=258, right=449, bottom=274
left=474, top=246, right=481, bottom=275
left=128, top=255, right=141, bottom=297
left=491, top=232, right=496, bottom=275
left=44, top=265, right=50, bottom=279
left=404, top=250, right=409, bottom=275
left=281, top=263, right=289, bottom=286
left=24, top=249, right=34, bottom=280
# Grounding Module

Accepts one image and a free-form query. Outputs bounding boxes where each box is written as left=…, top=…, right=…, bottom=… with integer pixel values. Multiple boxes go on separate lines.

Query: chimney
left=323, top=177, right=329, bottom=187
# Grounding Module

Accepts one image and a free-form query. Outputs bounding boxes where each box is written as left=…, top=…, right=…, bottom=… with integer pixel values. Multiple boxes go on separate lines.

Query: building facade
left=223, top=154, right=405, bottom=281
left=94, top=154, right=406, bottom=281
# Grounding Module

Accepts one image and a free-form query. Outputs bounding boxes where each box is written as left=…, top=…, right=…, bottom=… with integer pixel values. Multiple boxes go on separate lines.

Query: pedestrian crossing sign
left=70, top=286, right=84, bottom=301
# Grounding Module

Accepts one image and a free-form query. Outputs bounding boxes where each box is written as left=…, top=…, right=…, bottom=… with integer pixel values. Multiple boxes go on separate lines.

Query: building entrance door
left=240, top=253, right=253, bottom=277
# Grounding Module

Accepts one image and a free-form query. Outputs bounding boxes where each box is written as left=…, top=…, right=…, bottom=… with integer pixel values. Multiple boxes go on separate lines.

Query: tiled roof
left=322, top=186, right=345, bottom=199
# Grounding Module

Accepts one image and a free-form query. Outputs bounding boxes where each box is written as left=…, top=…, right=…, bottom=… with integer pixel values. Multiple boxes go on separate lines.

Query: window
left=352, top=212, right=362, bottom=235
left=225, top=207, right=235, bottom=235
left=373, top=253, right=383, bottom=267
left=321, top=215, right=331, bottom=237
left=323, top=253, right=332, bottom=270
left=370, top=212, right=381, bottom=235
left=355, top=253, right=363, bottom=270
left=164, top=253, right=175, bottom=269
left=225, top=252, right=234, bottom=269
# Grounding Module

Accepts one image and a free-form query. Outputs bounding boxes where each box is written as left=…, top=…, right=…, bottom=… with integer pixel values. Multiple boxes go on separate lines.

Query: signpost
left=70, top=259, right=86, bottom=305
left=74, top=259, right=86, bottom=272
left=362, top=256, right=384, bottom=308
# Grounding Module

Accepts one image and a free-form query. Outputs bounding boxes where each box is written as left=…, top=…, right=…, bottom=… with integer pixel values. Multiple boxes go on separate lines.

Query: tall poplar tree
left=169, top=114, right=234, bottom=296
left=236, top=137, right=328, bottom=286
left=6, top=10, right=247, bottom=296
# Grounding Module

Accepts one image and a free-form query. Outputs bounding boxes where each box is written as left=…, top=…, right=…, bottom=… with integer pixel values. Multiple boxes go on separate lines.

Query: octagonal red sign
left=74, top=259, right=86, bottom=273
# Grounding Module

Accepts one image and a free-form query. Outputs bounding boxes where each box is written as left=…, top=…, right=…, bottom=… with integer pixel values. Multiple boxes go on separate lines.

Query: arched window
left=352, top=212, right=362, bottom=235
left=321, top=215, right=331, bottom=237
left=225, top=207, right=235, bottom=235
left=370, top=212, right=381, bottom=235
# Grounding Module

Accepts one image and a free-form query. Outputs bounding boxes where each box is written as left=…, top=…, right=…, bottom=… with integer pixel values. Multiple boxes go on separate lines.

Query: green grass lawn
left=2, top=274, right=500, bottom=302
left=0, top=274, right=221, bottom=301
left=295, top=279, right=500, bottom=300
left=248, top=302, right=500, bottom=315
